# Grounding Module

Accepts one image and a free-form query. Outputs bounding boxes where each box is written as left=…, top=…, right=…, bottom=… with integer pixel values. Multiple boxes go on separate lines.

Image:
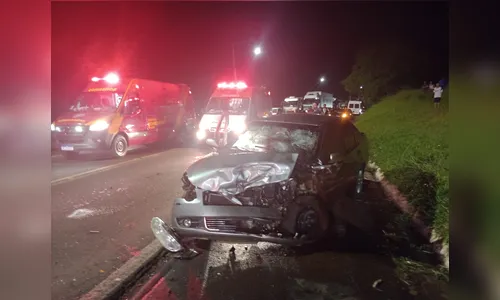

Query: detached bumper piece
left=150, top=217, right=201, bottom=259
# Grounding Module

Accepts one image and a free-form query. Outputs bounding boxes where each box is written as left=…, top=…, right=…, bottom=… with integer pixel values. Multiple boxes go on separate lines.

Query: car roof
left=256, top=113, right=343, bottom=127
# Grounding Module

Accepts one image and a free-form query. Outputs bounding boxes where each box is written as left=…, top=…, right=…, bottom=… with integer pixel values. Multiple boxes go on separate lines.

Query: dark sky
left=52, top=1, right=448, bottom=115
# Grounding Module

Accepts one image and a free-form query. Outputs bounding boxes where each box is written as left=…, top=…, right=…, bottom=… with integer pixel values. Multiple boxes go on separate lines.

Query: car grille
left=54, top=125, right=87, bottom=144
left=205, top=217, right=237, bottom=232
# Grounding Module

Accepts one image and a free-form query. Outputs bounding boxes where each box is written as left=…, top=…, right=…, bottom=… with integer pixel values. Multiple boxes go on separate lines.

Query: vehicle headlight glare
left=231, top=122, right=247, bottom=134
left=196, top=130, right=206, bottom=140
left=89, top=120, right=110, bottom=131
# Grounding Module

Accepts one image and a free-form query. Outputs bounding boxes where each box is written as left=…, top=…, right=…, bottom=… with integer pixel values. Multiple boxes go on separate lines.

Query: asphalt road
left=51, top=145, right=209, bottom=300
left=51, top=146, right=171, bottom=182
left=123, top=178, right=448, bottom=300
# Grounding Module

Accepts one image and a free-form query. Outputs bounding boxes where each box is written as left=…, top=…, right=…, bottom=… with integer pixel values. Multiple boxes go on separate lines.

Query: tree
left=342, top=40, right=425, bottom=105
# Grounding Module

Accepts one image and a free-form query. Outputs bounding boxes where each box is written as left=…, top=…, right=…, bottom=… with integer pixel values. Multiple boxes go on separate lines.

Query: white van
left=282, top=96, right=302, bottom=113
left=303, top=91, right=335, bottom=111
left=347, top=100, right=364, bottom=115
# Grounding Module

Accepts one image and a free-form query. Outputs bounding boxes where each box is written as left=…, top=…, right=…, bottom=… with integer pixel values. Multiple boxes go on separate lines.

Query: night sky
left=52, top=1, right=448, bottom=118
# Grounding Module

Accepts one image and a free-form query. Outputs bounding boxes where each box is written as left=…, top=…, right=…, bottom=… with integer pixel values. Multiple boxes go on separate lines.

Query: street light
left=232, top=42, right=263, bottom=81
left=253, top=46, right=262, bottom=56
left=320, top=77, right=326, bottom=83
left=360, top=85, right=363, bottom=89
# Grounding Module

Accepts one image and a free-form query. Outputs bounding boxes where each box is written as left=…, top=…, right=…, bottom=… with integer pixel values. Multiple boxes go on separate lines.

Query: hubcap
left=115, top=139, right=125, bottom=154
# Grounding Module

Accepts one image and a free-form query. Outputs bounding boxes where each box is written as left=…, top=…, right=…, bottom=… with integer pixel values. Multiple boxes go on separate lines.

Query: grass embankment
left=356, top=89, right=449, bottom=245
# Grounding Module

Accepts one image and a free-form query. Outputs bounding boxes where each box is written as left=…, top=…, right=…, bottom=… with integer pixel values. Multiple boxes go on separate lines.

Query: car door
left=354, top=103, right=360, bottom=114
left=121, top=98, right=148, bottom=146
left=340, top=122, right=365, bottom=181
left=316, top=123, right=344, bottom=194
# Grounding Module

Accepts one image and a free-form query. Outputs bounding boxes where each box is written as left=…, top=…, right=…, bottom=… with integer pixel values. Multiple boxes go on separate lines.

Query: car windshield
left=303, top=98, right=319, bottom=106
left=69, top=92, right=122, bottom=112
left=232, top=122, right=320, bottom=155
left=205, top=97, right=250, bottom=114
left=283, top=100, right=298, bottom=107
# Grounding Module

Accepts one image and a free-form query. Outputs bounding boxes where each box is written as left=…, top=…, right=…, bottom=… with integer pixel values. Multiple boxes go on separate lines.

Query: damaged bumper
left=166, top=196, right=304, bottom=245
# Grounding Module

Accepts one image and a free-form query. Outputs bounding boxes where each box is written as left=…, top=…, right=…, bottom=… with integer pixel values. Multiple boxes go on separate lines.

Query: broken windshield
left=232, top=122, right=320, bottom=156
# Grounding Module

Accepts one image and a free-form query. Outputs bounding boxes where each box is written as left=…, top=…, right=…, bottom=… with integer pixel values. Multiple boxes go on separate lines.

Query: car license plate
left=61, top=145, right=74, bottom=151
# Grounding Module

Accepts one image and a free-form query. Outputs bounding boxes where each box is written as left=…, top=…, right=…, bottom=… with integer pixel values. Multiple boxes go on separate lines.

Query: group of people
left=298, top=103, right=333, bottom=115
left=422, top=79, right=446, bottom=108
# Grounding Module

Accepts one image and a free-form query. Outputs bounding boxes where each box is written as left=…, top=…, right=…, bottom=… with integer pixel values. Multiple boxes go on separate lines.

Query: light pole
left=231, top=42, right=262, bottom=81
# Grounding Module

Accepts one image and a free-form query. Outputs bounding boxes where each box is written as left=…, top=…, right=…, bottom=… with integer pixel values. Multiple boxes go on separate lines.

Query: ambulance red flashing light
left=217, top=81, right=247, bottom=89
left=91, top=72, right=120, bottom=84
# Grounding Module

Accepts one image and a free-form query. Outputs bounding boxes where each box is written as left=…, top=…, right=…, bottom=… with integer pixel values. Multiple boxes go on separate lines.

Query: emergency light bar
left=90, top=72, right=120, bottom=84
left=217, top=81, right=247, bottom=89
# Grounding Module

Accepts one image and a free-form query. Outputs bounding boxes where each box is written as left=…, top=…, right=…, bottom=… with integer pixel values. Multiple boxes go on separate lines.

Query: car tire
left=62, top=151, right=79, bottom=160
left=111, top=134, right=128, bottom=158
left=354, top=164, right=365, bottom=200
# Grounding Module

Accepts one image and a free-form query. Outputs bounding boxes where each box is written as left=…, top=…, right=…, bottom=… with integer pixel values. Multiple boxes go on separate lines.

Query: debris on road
left=89, top=230, right=100, bottom=234
left=372, top=279, right=383, bottom=290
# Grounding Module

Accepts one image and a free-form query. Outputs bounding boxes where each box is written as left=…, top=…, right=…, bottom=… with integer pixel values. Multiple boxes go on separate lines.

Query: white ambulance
left=195, top=81, right=272, bottom=144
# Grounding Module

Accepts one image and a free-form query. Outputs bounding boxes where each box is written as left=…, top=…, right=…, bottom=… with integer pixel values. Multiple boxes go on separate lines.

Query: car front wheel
left=111, top=134, right=128, bottom=158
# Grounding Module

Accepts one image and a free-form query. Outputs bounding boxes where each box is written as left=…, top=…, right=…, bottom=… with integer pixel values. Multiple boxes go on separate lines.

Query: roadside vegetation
left=356, top=89, right=449, bottom=245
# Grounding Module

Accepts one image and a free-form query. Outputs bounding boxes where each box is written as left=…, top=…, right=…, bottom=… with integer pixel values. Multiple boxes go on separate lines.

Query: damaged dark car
left=151, top=114, right=369, bottom=253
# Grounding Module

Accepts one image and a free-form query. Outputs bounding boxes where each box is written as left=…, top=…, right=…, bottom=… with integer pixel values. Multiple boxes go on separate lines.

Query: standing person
left=311, top=102, right=322, bottom=114
left=322, top=104, right=328, bottom=115
left=432, top=82, right=443, bottom=108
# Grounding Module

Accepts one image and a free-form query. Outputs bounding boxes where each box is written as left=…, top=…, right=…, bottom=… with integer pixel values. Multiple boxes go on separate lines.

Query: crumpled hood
left=54, top=111, right=115, bottom=125
left=186, top=152, right=299, bottom=196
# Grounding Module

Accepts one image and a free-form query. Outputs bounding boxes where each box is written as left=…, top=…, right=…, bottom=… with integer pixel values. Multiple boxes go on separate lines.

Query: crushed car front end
left=151, top=119, right=333, bottom=252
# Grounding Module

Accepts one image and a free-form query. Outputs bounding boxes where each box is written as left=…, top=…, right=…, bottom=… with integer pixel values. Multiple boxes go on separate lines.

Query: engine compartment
left=181, top=153, right=330, bottom=242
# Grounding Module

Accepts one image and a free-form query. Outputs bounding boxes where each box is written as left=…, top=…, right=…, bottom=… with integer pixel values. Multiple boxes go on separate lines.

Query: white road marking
left=51, top=151, right=167, bottom=186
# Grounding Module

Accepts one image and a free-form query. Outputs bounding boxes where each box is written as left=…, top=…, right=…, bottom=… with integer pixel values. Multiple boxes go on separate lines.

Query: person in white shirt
left=432, top=82, right=443, bottom=108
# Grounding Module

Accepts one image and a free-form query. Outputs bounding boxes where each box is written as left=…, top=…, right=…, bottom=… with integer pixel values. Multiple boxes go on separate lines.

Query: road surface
left=123, top=178, right=448, bottom=300
left=51, top=145, right=209, bottom=300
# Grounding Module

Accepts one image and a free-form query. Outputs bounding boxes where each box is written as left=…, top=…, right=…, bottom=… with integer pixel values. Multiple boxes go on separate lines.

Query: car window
left=348, top=104, right=354, bottom=108
left=354, top=104, right=360, bottom=108
left=319, top=123, right=343, bottom=162
left=343, top=123, right=359, bottom=152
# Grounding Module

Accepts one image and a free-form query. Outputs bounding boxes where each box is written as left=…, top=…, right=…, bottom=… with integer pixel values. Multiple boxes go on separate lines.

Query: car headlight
left=89, top=120, right=110, bottom=131
left=151, top=217, right=183, bottom=252
left=196, top=130, right=206, bottom=140
left=51, top=123, right=55, bottom=131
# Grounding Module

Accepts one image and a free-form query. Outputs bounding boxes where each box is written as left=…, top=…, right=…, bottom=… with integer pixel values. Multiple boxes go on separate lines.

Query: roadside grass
left=393, top=256, right=449, bottom=296
left=355, top=89, right=449, bottom=245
